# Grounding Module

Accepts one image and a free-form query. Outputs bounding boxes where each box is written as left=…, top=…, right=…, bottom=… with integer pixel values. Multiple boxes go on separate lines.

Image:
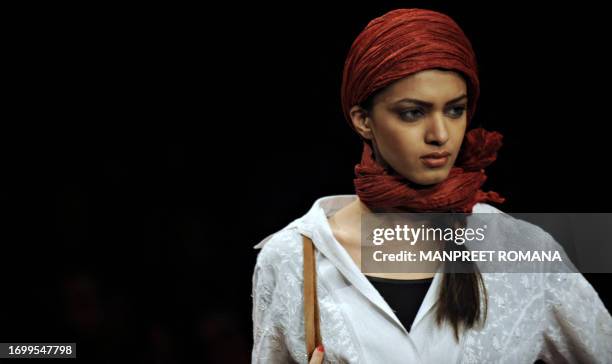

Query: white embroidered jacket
left=251, top=195, right=612, bottom=363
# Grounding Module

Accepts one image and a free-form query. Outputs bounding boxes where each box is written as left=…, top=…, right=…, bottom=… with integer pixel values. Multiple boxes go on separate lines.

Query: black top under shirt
left=364, top=275, right=434, bottom=332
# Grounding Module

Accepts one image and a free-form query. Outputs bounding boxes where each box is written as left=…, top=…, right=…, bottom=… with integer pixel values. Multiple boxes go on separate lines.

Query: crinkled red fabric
left=342, top=8, right=505, bottom=212
left=354, top=128, right=506, bottom=213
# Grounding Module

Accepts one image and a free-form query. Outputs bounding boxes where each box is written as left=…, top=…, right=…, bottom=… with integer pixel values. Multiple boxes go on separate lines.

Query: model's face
left=351, top=69, right=468, bottom=186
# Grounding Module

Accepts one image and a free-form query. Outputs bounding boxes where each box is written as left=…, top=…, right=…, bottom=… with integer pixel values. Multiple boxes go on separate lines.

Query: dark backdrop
left=2, top=2, right=610, bottom=363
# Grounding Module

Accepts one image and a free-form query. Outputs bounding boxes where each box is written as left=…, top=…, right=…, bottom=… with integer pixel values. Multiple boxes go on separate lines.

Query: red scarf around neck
left=353, top=128, right=506, bottom=213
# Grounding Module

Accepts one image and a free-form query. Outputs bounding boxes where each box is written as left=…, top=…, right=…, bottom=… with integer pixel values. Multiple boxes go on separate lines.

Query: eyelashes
left=399, top=109, right=425, bottom=121
left=399, top=105, right=467, bottom=122
left=447, top=105, right=467, bottom=118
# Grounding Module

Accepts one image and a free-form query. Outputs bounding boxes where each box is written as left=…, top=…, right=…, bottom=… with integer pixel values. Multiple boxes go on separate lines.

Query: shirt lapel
left=300, top=195, right=424, bottom=336
left=254, top=195, right=444, bottom=337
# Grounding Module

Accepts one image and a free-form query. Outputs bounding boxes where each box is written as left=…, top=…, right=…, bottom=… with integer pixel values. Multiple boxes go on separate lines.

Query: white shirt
left=251, top=195, right=612, bottom=363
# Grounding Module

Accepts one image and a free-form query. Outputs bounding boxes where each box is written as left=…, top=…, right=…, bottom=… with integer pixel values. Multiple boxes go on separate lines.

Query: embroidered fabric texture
left=252, top=228, right=360, bottom=363
left=252, top=206, right=612, bottom=363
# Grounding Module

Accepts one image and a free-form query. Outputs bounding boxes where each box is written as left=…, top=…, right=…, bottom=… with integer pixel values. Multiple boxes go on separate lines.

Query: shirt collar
left=254, top=195, right=489, bottom=336
left=316, top=195, right=443, bottom=335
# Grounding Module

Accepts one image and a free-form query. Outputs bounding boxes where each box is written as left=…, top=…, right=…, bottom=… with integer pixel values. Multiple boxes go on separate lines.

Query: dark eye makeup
left=397, top=104, right=467, bottom=122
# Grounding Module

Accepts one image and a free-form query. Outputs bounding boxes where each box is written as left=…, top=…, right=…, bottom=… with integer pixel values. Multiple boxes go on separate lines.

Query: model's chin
left=405, top=168, right=452, bottom=186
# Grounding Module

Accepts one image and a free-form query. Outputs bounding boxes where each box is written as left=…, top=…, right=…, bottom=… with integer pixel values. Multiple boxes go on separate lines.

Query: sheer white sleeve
left=251, top=241, right=295, bottom=363
left=539, top=272, right=612, bottom=363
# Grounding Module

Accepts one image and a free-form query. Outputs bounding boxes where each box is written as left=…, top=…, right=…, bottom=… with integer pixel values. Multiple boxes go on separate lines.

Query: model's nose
left=424, top=114, right=449, bottom=146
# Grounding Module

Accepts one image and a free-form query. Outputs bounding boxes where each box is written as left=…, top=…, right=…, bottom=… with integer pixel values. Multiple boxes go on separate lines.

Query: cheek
left=375, top=123, right=423, bottom=165
left=450, top=121, right=467, bottom=150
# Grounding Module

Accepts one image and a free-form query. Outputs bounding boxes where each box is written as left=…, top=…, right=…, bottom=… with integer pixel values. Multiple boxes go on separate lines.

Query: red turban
left=341, top=8, right=505, bottom=212
left=341, top=8, right=479, bottom=126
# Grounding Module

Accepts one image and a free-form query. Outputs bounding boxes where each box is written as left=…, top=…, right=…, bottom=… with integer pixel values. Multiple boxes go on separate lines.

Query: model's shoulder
left=254, top=227, right=303, bottom=268
left=473, top=203, right=557, bottom=248
left=472, top=202, right=504, bottom=214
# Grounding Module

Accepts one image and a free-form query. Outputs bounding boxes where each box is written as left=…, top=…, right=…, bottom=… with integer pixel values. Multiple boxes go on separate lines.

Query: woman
left=251, top=8, right=612, bottom=363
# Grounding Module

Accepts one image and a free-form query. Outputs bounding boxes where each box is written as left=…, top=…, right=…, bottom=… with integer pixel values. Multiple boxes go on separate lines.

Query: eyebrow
left=392, top=94, right=468, bottom=107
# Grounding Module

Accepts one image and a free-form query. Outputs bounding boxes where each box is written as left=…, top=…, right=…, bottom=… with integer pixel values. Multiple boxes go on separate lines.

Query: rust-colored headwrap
left=341, top=8, right=505, bottom=212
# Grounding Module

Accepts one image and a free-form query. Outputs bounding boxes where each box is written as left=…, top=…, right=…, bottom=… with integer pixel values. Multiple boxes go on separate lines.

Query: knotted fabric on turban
left=341, top=8, right=505, bottom=212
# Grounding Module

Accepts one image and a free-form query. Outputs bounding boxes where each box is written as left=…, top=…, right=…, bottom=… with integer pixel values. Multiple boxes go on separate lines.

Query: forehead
left=378, top=69, right=467, bottom=103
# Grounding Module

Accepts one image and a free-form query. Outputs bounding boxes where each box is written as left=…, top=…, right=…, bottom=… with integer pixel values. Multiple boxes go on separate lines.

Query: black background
left=2, top=2, right=611, bottom=363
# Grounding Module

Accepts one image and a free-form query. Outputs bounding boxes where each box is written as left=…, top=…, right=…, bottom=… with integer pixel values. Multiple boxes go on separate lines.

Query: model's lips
left=421, top=151, right=451, bottom=159
left=420, top=151, right=451, bottom=168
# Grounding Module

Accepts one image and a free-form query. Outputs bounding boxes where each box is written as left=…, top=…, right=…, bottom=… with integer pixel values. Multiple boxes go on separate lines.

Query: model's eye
left=399, top=108, right=425, bottom=121
left=446, top=105, right=467, bottom=119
